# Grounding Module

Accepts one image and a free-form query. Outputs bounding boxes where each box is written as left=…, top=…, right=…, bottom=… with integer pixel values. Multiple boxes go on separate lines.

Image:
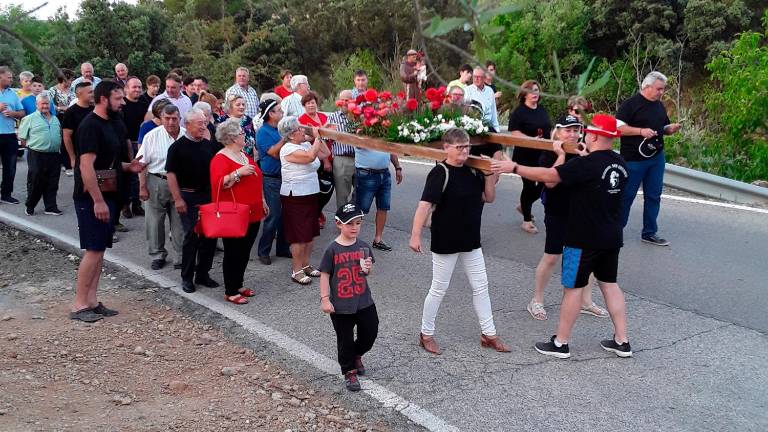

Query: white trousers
left=421, top=248, right=497, bottom=336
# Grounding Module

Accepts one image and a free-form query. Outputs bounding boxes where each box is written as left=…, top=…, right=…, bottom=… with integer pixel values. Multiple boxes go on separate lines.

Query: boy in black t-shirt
left=319, top=203, right=378, bottom=392
left=491, top=114, right=633, bottom=359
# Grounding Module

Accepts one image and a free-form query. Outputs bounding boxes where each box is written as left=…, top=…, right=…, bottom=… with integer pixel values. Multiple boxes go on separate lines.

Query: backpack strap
left=438, top=162, right=449, bottom=194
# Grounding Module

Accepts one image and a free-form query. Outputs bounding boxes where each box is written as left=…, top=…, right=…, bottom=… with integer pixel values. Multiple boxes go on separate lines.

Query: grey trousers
left=144, top=174, right=182, bottom=263
left=333, top=155, right=356, bottom=210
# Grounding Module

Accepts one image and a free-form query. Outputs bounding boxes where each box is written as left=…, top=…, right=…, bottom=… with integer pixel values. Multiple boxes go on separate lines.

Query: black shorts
left=470, top=143, right=503, bottom=158
left=74, top=196, right=116, bottom=251
left=543, top=214, right=567, bottom=255
left=561, top=247, right=619, bottom=288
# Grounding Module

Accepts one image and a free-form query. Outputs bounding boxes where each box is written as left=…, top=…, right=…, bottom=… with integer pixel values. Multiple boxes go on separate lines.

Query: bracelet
left=232, top=170, right=241, bottom=182
left=320, top=295, right=330, bottom=300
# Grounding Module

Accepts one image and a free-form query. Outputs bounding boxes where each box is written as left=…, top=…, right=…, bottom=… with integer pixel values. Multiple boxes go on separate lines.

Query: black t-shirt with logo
left=421, top=163, right=486, bottom=254
left=73, top=112, right=127, bottom=200
left=555, top=150, right=628, bottom=250
left=122, top=98, right=150, bottom=142
left=616, top=93, right=670, bottom=161
left=539, top=151, right=578, bottom=218
left=165, top=136, right=218, bottom=194
left=509, top=104, right=552, bottom=166
left=319, top=239, right=376, bottom=314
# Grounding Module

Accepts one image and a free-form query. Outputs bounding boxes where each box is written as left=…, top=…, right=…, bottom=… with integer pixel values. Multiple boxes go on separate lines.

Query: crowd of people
left=0, top=52, right=680, bottom=392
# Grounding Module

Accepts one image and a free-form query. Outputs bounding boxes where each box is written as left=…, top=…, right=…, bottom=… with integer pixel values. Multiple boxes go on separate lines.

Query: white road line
left=400, top=159, right=768, bottom=214
left=0, top=209, right=459, bottom=432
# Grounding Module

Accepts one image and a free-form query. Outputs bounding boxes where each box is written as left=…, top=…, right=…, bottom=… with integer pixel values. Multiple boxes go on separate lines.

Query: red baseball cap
left=585, top=113, right=621, bottom=138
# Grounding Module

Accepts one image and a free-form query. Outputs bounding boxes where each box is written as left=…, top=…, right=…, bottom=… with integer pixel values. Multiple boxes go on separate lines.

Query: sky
left=8, top=0, right=137, bottom=20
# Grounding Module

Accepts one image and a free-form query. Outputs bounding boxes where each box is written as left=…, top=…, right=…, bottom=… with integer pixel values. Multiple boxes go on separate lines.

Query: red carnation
left=376, top=108, right=389, bottom=117
left=405, top=98, right=418, bottom=111
left=355, top=95, right=365, bottom=104
left=380, top=91, right=392, bottom=101
left=347, top=102, right=358, bottom=111
left=437, top=86, right=447, bottom=95
left=364, top=89, right=379, bottom=103
left=391, top=102, right=399, bottom=110
left=397, top=91, right=406, bottom=100
left=335, top=100, right=345, bottom=108
left=425, top=88, right=438, bottom=102
left=352, top=107, right=362, bottom=116
left=430, top=100, right=442, bottom=111
left=382, top=119, right=391, bottom=127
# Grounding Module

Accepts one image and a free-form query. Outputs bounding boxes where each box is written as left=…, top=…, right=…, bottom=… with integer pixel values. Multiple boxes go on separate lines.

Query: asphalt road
left=1, top=157, right=766, bottom=431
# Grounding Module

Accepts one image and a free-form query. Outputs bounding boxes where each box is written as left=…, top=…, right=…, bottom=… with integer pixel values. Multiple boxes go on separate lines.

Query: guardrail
left=663, top=163, right=768, bottom=206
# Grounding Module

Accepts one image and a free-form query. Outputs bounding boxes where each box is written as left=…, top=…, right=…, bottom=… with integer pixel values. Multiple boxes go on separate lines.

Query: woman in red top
left=298, top=91, right=334, bottom=228
left=210, top=118, right=270, bottom=305
left=273, top=69, right=293, bottom=99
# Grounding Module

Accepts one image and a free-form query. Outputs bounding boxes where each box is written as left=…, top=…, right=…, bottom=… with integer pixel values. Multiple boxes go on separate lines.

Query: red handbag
left=197, top=179, right=250, bottom=238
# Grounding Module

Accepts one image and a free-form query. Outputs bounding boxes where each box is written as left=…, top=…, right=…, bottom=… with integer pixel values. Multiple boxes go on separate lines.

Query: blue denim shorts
left=354, top=168, right=391, bottom=213
left=74, top=195, right=117, bottom=251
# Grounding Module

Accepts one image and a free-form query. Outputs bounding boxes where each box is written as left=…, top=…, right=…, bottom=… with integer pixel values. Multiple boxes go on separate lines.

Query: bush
left=329, top=49, right=388, bottom=94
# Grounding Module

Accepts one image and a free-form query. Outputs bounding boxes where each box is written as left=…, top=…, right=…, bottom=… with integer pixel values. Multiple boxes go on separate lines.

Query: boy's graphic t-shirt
left=319, top=239, right=376, bottom=314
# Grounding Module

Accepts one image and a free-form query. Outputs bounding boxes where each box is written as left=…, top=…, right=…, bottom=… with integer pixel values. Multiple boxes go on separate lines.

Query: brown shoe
left=480, top=334, right=511, bottom=353
left=419, top=333, right=441, bottom=355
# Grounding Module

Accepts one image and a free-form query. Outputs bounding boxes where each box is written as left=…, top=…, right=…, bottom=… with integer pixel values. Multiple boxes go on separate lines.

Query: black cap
left=554, top=114, right=583, bottom=128
left=335, top=203, right=364, bottom=224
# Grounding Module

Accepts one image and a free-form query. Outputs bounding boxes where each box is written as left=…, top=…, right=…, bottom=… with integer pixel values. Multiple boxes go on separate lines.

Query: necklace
left=224, top=149, right=247, bottom=165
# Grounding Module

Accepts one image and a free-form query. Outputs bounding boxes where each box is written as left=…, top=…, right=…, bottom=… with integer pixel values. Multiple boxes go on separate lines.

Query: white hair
left=19, top=71, right=33, bottom=81
left=35, top=93, right=50, bottom=102
left=215, top=117, right=242, bottom=144
left=289, top=75, right=308, bottom=92
left=192, top=101, right=211, bottom=115
left=277, top=116, right=301, bottom=138
left=641, top=71, right=668, bottom=89
left=236, top=67, right=250, bottom=76
left=184, top=107, right=206, bottom=123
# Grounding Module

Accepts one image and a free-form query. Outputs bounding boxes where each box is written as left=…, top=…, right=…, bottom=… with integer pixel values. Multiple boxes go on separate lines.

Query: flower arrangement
left=336, top=87, right=490, bottom=144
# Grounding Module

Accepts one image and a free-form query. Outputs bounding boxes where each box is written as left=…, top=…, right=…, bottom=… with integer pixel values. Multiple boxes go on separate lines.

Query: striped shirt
left=327, top=111, right=355, bottom=156
left=225, top=84, right=260, bottom=118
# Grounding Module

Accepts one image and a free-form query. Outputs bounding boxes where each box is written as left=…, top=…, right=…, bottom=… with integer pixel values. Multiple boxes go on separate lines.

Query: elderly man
left=280, top=74, right=309, bottom=118
left=19, top=94, right=63, bottom=216
left=225, top=67, right=259, bottom=118
left=617, top=71, right=681, bottom=247
left=137, top=104, right=184, bottom=270
left=0, top=66, right=25, bottom=204
left=464, top=66, right=502, bottom=158
left=328, top=89, right=356, bottom=209
left=166, top=108, right=220, bottom=292
left=113, top=63, right=129, bottom=87
left=70, top=62, right=102, bottom=93
left=146, top=73, right=192, bottom=126
left=350, top=70, right=368, bottom=99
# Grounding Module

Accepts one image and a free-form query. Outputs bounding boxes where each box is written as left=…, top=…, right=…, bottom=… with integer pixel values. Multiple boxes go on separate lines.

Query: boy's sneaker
left=1, top=196, right=20, bottom=204
left=641, top=234, right=669, bottom=246
left=600, top=338, right=633, bottom=358
left=534, top=335, right=571, bottom=359
left=25, top=207, right=34, bottom=216
left=344, top=370, right=361, bottom=391
left=45, top=208, right=63, bottom=216
left=354, top=356, right=366, bottom=376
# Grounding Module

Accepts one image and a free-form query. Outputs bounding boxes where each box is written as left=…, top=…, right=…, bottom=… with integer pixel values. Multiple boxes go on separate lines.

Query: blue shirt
left=21, top=95, right=56, bottom=117
left=355, top=148, right=390, bottom=169
left=0, top=87, right=23, bottom=135
left=256, top=123, right=282, bottom=176
left=137, top=120, right=159, bottom=145
left=17, top=111, right=61, bottom=153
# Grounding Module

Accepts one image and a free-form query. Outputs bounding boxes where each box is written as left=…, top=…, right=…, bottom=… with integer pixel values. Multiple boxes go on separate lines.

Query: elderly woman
left=509, top=80, right=552, bottom=234
left=297, top=91, right=334, bottom=228
left=218, top=95, right=257, bottom=158
left=277, top=116, right=331, bottom=284
left=409, top=128, right=510, bottom=355
left=210, top=118, right=269, bottom=305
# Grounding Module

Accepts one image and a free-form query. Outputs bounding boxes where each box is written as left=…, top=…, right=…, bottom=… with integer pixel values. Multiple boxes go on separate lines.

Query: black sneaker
left=534, top=335, right=571, bottom=359
left=641, top=234, right=669, bottom=246
left=131, top=203, right=145, bottom=217
left=44, top=208, right=63, bottom=216
left=25, top=207, right=34, bottom=216
left=600, top=338, right=633, bottom=358
left=1, top=196, right=20, bottom=204
left=69, top=308, right=103, bottom=323
left=372, top=240, right=392, bottom=251
left=91, top=302, right=119, bottom=317
left=344, top=370, right=361, bottom=391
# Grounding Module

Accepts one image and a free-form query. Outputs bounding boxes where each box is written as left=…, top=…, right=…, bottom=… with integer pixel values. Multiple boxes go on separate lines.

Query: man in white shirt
left=225, top=67, right=259, bottom=118
left=280, top=75, right=310, bottom=118
left=69, top=63, right=102, bottom=93
left=464, top=66, right=500, bottom=132
left=146, top=73, right=192, bottom=126
left=137, top=104, right=184, bottom=270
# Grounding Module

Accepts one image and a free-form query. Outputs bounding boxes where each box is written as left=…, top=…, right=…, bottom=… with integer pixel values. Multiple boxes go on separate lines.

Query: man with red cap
left=491, top=114, right=633, bottom=359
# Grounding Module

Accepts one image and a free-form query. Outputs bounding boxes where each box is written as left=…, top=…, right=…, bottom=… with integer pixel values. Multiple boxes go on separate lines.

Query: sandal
left=581, top=302, right=609, bottom=318
left=225, top=294, right=249, bottom=305
left=291, top=270, right=312, bottom=285
left=527, top=300, right=547, bottom=320
left=520, top=221, right=538, bottom=234
left=238, top=288, right=255, bottom=297
left=302, top=265, right=321, bottom=277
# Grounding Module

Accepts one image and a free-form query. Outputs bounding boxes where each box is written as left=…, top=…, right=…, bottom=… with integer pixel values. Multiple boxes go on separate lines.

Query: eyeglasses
left=450, top=93, right=464, bottom=98
left=449, top=144, right=471, bottom=150
left=238, top=130, right=245, bottom=136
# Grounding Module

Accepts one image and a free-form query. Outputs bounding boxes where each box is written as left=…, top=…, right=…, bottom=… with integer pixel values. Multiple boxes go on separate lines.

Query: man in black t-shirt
left=70, top=81, right=146, bottom=323
left=121, top=76, right=150, bottom=218
left=492, top=114, right=633, bottom=359
left=616, top=71, right=681, bottom=247
left=61, top=82, right=94, bottom=176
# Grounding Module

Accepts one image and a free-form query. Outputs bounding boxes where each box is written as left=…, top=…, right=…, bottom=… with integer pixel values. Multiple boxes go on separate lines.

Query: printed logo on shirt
left=601, top=164, right=628, bottom=194
left=638, top=136, right=661, bottom=158
left=333, top=250, right=367, bottom=299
